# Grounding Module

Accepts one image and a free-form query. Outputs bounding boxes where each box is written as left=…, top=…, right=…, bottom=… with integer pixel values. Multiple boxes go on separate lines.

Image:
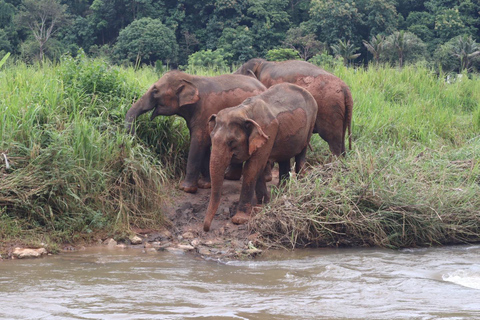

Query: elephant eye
left=227, top=139, right=235, bottom=148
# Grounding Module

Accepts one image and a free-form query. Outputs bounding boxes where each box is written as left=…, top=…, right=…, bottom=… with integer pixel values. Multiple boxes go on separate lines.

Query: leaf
left=0, top=52, right=10, bottom=69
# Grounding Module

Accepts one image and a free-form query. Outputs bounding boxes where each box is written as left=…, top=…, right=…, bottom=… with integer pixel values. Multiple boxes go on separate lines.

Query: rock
left=13, top=247, right=47, bottom=259
left=191, top=239, right=201, bottom=247
left=115, top=244, right=127, bottom=249
left=182, top=232, right=195, bottom=240
left=197, top=247, right=211, bottom=256
left=104, top=238, right=117, bottom=247
left=129, top=235, right=143, bottom=245
left=177, top=244, right=195, bottom=251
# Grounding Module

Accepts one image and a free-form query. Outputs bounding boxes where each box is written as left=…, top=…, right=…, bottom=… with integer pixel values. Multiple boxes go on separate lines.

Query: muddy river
left=1, top=245, right=479, bottom=319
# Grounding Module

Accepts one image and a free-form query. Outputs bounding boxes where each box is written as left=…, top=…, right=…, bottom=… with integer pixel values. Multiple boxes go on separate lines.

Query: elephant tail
left=343, top=86, right=353, bottom=153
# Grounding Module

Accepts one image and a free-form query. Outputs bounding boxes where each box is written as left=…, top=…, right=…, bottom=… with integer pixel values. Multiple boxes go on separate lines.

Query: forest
left=1, top=0, right=480, bottom=71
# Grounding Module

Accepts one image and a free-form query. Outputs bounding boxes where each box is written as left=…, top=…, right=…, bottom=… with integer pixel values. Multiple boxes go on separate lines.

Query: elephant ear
left=208, top=114, right=217, bottom=135
left=177, top=80, right=200, bottom=107
left=246, top=119, right=269, bottom=155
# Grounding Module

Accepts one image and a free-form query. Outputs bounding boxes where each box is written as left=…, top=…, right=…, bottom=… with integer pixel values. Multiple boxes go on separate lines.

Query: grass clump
left=252, top=64, right=480, bottom=250
left=0, top=55, right=188, bottom=255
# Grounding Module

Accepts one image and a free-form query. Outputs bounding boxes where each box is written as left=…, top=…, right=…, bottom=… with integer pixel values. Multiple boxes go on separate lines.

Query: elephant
left=203, top=83, right=318, bottom=232
left=125, top=70, right=266, bottom=193
left=234, top=58, right=353, bottom=156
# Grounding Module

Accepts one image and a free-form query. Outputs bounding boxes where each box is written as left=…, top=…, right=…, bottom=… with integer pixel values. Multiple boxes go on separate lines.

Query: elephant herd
left=125, top=58, right=353, bottom=232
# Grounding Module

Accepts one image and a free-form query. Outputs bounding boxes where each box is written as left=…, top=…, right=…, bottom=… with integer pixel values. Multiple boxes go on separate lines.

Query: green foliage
left=331, top=39, right=361, bottom=66
left=266, top=48, right=300, bottom=61
left=0, top=51, right=9, bottom=68
left=382, top=31, right=427, bottom=67
left=186, top=49, right=229, bottom=69
left=284, top=26, right=325, bottom=60
left=308, top=52, right=338, bottom=71
left=252, top=64, right=480, bottom=249
left=0, top=58, right=186, bottom=247
left=113, top=17, right=178, bottom=66
left=217, top=26, right=255, bottom=64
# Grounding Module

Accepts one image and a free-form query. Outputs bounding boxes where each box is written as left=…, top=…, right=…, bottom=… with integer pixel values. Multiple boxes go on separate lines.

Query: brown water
left=1, top=245, right=479, bottom=319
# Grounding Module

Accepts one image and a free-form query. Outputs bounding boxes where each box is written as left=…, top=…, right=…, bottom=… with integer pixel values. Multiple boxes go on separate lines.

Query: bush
left=266, top=48, right=300, bottom=61
left=113, top=18, right=178, bottom=66
left=186, top=49, right=229, bottom=70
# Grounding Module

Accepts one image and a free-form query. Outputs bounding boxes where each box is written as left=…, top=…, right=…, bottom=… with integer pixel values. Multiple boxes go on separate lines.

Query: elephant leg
left=180, top=134, right=208, bottom=193
left=232, top=158, right=266, bottom=225
left=224, top=163, right=243, bottom=180
left=255, top=169, right=269, bottom=204
left=198, top=146, right=211, bottom=189
left=264, top=160, right=273, bottom=182
left=278, top=160, right=291, bottom=187
left=294, top=146, right=308, bottom=176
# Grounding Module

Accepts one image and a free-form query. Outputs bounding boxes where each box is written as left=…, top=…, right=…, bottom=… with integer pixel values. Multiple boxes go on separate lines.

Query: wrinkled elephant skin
left=125, top=70, right=266, bottom=193
left=235, top=58, right=353, bottom=156
left=204, top=83, right=318, bottom=231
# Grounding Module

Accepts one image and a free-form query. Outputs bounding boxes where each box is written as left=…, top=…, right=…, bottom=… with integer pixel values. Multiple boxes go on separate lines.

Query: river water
left=1, top=245, right=479, bottom=320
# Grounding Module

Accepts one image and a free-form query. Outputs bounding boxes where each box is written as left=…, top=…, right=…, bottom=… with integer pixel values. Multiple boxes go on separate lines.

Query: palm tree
left=451, top=35, right=480, bottom=72
left=363, top=34, right=385, bottom=64
left=331, top=39, right=361, bottom=67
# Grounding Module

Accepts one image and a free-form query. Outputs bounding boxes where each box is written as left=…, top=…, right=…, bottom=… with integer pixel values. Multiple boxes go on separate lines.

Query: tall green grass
left=1, top=58, right=479, bottom=253
left=0, top=55, right=189, bottom=251
left=253, top=64, right=480, bottom=249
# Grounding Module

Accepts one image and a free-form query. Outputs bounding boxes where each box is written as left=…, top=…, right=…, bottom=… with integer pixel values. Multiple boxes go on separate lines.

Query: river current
left=1, top=245, right=479, bottom=319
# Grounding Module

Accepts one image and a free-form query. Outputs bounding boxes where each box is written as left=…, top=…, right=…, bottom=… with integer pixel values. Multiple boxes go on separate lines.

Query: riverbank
left=1, top=60, right=480, bottom=259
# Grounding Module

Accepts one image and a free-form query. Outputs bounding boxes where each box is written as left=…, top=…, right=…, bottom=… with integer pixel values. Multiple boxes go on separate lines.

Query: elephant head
left=233, top=58, right=266, bottom=78
left=125, top=70, right=200, bottom=134
left=203, top=109, right=269, bottom=232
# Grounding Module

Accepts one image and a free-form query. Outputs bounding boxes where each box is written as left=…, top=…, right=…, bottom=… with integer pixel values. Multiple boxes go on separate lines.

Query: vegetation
left=1, top=55, right=479, bottom=255
left=0, top=0, right=479, bottom=73
left=0, top=54, right=189, bottom=255
left=251, top=64, right=480, bottom=249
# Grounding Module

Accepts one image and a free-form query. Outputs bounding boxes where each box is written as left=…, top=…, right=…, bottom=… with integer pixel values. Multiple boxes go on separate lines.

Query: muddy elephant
left=125, top=70, right=266, bottom=193
left=235, top=58, right=353, bottom=156
left=203, top=83, right=318, bottom=232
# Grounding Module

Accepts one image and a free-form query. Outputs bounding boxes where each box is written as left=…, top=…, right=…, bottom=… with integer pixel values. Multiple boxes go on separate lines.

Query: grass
left=0, top=55, right=188, bottom=256
left=1, top=56, right=479, bottom=256
left=251, top=64, right=480, bottom=249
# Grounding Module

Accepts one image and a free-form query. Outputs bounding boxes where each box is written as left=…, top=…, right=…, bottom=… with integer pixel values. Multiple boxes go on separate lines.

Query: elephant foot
left=179, top=181, right=198, bottom=193
left=224, top=164, right=242, bottom=180
left=197, top=177, right=211, bottom=189
left=231, top=212, right=250, bottom=225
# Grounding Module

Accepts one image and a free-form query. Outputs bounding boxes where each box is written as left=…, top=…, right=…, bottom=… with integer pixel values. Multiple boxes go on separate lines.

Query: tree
left=331, top=39, right=361, bottom=66
left=363, top=34, right=385, bottom=64
left=309, top=0, right=363, bottom=46
left=266, top=48, right=300, bottom=61
left=187, top=49, right=228, bottom=69
left=246, top=0, right=291, bottom=56
left=451, top=34, right=480, bottom=72
left=284, top=26, right=325, bottom=60
left=383, top=31, right=427, bottom=67
left=113, top=18, right=178, bottom=65
left=16, top=0, right=70, bottom=61
left=361, top=0, right=399, bottom=38
left=217, top=26, right=256, bottom=64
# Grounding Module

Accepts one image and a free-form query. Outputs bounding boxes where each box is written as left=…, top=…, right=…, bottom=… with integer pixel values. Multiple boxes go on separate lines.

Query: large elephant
left=203, top=83, right=318, bottom=232
left=125, top=70, right=266, bottom=193
left=234, top=58, right=353, bottom=156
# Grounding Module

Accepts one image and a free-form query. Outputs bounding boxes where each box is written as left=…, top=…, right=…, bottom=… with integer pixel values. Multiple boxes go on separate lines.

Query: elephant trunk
left=203, top=145, right=232, bottom=232
left=125, top=96, right=151, bottom=134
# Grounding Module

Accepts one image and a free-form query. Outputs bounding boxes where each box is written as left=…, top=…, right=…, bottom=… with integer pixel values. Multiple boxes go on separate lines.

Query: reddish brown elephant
left=125, top=70, right=266, bottom=193
left=204, top=83, right=318, bottom=232
left=235, top=58, right=353, bottom=156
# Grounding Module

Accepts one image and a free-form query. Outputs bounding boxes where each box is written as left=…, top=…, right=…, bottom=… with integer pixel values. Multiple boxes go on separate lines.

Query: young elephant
left=125, top=70, right=266, bottom=193
left=203, top=83, right=318, bottom=232
left=235, top=58, right=353, bottom=156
